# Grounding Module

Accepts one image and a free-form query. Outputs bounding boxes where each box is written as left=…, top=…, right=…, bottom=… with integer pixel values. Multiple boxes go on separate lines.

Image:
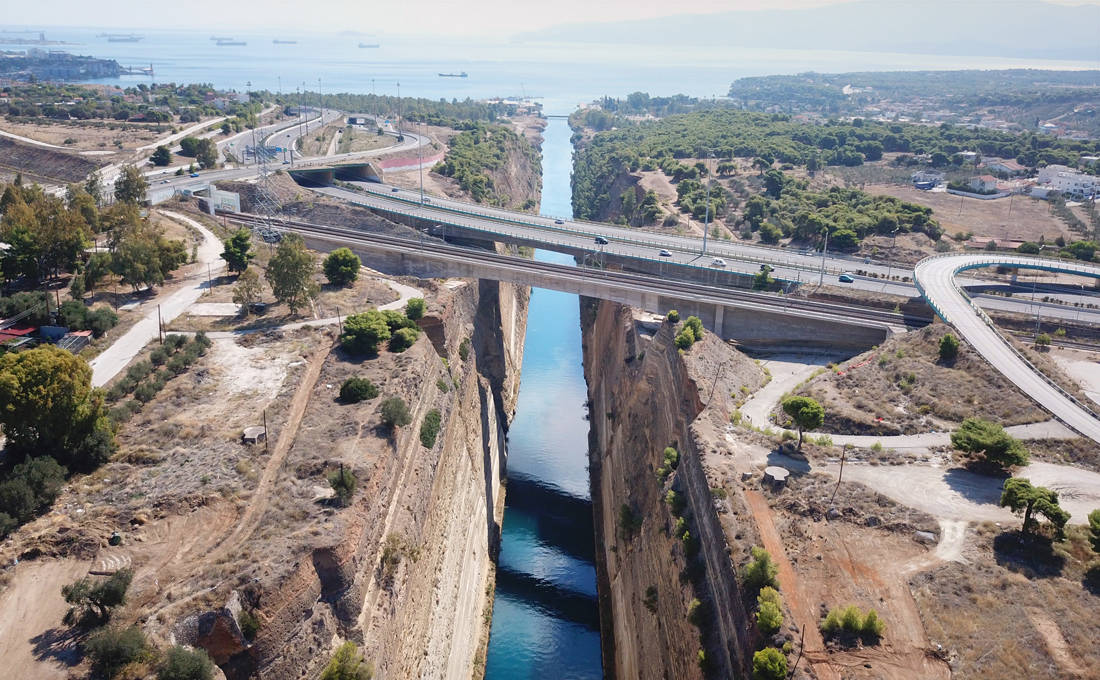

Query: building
left=1037, top=164, right=1100, bottom=199
left=983, top=158, right=1026, bottom=175
left=969, top=175, right=999, bottom=193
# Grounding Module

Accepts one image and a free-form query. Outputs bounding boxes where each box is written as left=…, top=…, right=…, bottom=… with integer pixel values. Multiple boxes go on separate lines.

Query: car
left=555, top=219, right=564, bottom=225
left=594, top=236, right=609, bottom=245
left=759, top=263, right=769, bottom=271
left=863, top=257, right=871, bottom=264
left=391, top=187, right=400, bottom=192
left=658, top=249, right=672, bottom=257
left=711, top=258, right=727, bottom=267
left=161, top=180, right=169, bottom=184
left=838, top=273, right=855, bottom=283
left=189, top=172, right=199, bottom=178
left=282, top=160, right=290, bottom=164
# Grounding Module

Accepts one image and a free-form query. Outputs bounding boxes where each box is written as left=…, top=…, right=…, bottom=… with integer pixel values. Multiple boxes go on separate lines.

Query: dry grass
left=782, top=325, right=1048, bottom=435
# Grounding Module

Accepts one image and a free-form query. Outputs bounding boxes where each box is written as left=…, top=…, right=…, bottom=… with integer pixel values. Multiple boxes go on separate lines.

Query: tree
left=110, top=216, right=187, bottom=291
left=150, top=145, right=172, bottom=166
left=379, top=397, right=412, bottom=429
left=781, top=395, right=824, bottom=451
left=753, top=265, right=773, bottom=290
left=0, top=346, right=115, bottom=469
left=951, top=418, right=1029, bottom=470
left=62, top=568, right=133, bottom=624
left=232, top=267, right=263, bottom=312
left=84, top=625, right=147, bottom=679
left=752, top=157, right=771, bottom=176
left=158, top=646, right=215, bottom=680
left=84, top=252, right=113, bottom=292
left=1035, top=332, right=1052, bottom=349
left=340, top=377, right=378, bottom=403
left=220, top=228, right=255, bottom=273
left=756, top=600, right=783, bottom=635
left=113, top=165, right=147, bottom=204
left=1000, top=477, right=1070, bottom=536
left=179, top=137, right=217, bottom=169
left=939, top=333, right=959, bottom=363
left=323, top=247, right=360, bottom=286
left=1089, top=509, right=1100, bottom=553
left=752, top=648, right=787, bottom=680
left=320, top=641, right=373, bottom=680
left=405, top=297, right=425, bottom=321
left=70, top=273, right=86, bottom=300
left=340, top=310, right=391, bottom=354
left=388, top=326, right=419, bottom=353
left=328, top=464, right=357, bottom=507
left=763, top=169, right=785, bottom=198
left=743, top=546, right=778, bottom=592
left=265, top=233, right=318, bottom=314
left=85, top=171, right=104, bottom=205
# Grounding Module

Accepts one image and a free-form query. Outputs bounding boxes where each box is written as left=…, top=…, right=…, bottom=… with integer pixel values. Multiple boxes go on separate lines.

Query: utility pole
left=157, top=304, right=163, bottom=343
left=884, top=227, right=899, bottom=291
left=818, top=228, right=829, bottom=286
left=318, top=77, right=323, bottom=122
left=418, top=120, right=425, bottom=204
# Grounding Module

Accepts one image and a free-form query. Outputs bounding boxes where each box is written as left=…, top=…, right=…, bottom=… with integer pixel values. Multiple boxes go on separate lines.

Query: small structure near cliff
left=241, top=426, right=266, bottom=444
left=764, top=466, right=790, bottom=487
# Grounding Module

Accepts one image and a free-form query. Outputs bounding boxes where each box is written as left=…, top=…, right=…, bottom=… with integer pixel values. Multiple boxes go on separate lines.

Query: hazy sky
left=11, top=0, right=1100, bottom=36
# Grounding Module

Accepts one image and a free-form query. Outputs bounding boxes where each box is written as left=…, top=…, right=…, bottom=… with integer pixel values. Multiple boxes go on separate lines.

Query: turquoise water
left=483, top=119, right=603, bottom=678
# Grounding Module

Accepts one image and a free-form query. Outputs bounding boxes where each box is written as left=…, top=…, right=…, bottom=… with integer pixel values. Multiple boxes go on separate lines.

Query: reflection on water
left=484, top=118, right=602, bottom=679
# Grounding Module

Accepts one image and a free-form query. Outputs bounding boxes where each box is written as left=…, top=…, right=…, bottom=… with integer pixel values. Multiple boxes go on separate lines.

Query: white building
left=1037, top=164, right=1099, bottom=199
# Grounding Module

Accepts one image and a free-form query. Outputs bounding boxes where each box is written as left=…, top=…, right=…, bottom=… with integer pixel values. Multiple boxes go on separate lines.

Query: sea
left=23, top=26, right=1100, bottom=116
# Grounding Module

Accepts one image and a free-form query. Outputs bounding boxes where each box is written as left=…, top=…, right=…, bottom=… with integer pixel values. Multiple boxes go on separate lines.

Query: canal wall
left=582, top=298, right=766, bottom=679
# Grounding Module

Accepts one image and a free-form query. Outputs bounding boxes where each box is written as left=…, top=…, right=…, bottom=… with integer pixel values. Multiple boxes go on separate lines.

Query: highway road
left=915, top=254, right=1100, bottom=444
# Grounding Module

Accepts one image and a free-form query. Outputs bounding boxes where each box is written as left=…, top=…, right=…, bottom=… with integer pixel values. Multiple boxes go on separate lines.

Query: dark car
left=838, top=273, right=855, bottom=283
left=391, top=187, right=400, bottom=192
left=555, top=219, right=564, bottom=225
left=594, top=236, right=609, bottom=245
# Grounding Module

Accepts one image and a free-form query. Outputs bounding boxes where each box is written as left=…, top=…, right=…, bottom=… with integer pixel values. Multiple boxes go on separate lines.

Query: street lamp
left=418, top=120, right=425, bottom=205
left=884, top=226, right=900, bottom=291
left=818, top=227, right=829, bottom=286
left=702, top=151, right=714, bottom=255
left=1033, top=244, right=1046, bottom=336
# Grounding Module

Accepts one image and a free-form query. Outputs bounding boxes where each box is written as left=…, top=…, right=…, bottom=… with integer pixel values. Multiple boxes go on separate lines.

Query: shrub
left=379, top=397, right=411, bottom=429
left=63, top=568, right=133, bottom=625
left=743, top=546, right=779, bottom=592
left=952, top=417, right=1029, bottom=470
left=756, top=601, right=784, bottom=635
left=687, top=598, right=705, bottom=627
left=757, top=586, right=781, bottom=608
left=435, top=377, right=450, bottom=393
left=666, top=309, right=680, bottom=323
left=327, top=465, right=357, bottom=507
left=405, top=298, right=425, bottom=320
left=320, top=641, right=373, bottom=680
left=150, top=347, right=169, bottom=366
left=458, top=337, right=471, bottom=361
left=133, top=381, right=159, bottom=403
left=618, top=503, right=642, bottom=539
left=675, top=328, right=695, bottom=350
left=237, top=609, right=260, bottom=641
left=861, top=609, right=885, bottom=641
left=84, top=625, right=148, bottom=678
left=388, top=326, right=419, bottom=353
left=821, top=605, right=886, bottom=644
left=643, top=585, right=658, bottom=612
left=752, top=647, right=787, bottom=680
left=340, top=310, right=391, bottom=355
left=165, top=334, right=187, bottom=350
left=158, top=646, right=214, bottom=680
left=684, top=315, right=704, bottom=340
left=665, top=489, right=686, bottom=515
left=125, top=360, right=153, bottom=383
left=656, top=446, right=680, bottom=480
left=322, top=247, right=361, bottom=286
left=87, top=307, right=119, bottom=337
left=419, top=409, right=442, bottom=448
left=340, top=377, right=379, bottom=403
left=938, top=333, right=959, bottom=362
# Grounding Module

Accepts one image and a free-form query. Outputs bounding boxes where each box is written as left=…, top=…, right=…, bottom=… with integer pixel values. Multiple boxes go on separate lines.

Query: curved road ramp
left=915, top=254, right=1100, bottom=444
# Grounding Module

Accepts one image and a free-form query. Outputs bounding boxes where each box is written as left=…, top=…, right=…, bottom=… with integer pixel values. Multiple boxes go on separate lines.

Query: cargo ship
left=100, top=33, right=143, bottom=42
left=438, top=71, right=468, bottom=78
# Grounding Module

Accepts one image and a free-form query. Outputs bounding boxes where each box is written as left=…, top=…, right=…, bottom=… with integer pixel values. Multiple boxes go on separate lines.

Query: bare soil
left=0, top=137, right=103, bottom=184
left=782, top=325, right=1049, bottom=435
left=1, top=117, right=190, bottom=152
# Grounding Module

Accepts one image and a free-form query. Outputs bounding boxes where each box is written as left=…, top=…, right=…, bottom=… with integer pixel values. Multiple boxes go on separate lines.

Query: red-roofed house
left=970, top=175, right=999, bottom=193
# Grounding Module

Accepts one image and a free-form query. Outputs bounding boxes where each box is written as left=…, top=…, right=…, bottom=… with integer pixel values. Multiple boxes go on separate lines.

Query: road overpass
left=915, top=254, right=1100, bottom=444
left=226, top=212, right=908, bottom=350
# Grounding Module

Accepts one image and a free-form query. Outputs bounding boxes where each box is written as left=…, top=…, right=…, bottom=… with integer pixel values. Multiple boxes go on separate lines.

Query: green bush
left=340, top=378, right=379, bottom=403
left=380, top=397, right=411, bottom=429
left=684, top=316, right=704, bottom=339
left=656, top=446, right=680, bottom=480
left=951, top=417, right=1029, bottom=470
left=861, top=609, right=885, bottom=640
left=618, top=503, right=642, bottom=540
left=419, top=409, right=442, bottom=448
left=666, top=309, right=680, bottom=323
left=821, top=604, right=885, bottom=644
left=158, top=645, right=215, bottom=680
left=237, top=609, right=260, bottom=641
left=665, top=489, right=686, bottom=515
left=320, top=641, right=373, bottom=680
left=938, top=333, right=959, bottom=362
left=328, top=465, right=357, bottom=507
left=435, top=377, right=450, bottom=393
left=63, top=568, right=132, bottom=625
left=458, top=337, right=471, bottom=361
left=752, top=647, right=787, bottom=680
left=150, top=347, right=169, bottom=366
left=675, top=328, right=695, bottom=350
left=405, top=298, right=425, bottom=320
left=742, top=546, right=779, bottom=592
left=322, top=247, right=361, bottom=286
left=133, top=381, right=159, bottom=403
left=756, top=600, right=784, bottom=635
left=687, top=598, right=705, bottom=627
left=388, top=326, right=419, bottom=353
left=340, top=310, right=391, bottom=355
left=84, top=625, right=148, bottom=679
left=165, top=334, right=187, bottom=350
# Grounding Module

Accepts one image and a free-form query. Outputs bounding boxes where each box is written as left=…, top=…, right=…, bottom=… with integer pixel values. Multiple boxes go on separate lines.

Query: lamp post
left=418, top=120, right=425, bottom=205
left=702, top=151, right=714, bottom=255
left=1033, top=244, right=1046, bottom=336
left=884, top=227, right=899, bottom=291
left=818, top=228, right=829, bottom=286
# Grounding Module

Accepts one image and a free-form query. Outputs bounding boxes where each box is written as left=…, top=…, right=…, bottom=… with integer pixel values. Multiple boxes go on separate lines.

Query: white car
left=711, top=258, right=726, bottom=267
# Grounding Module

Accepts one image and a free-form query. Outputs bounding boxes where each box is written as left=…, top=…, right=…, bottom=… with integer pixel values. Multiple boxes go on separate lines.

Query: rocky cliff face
left=177, top=279, right=527, bottom=680
left=582, top=299, right=765, bottom=679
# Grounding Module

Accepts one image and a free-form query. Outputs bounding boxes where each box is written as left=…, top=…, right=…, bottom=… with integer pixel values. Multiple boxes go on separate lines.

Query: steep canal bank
left=484, top=118, right=604, bottom=678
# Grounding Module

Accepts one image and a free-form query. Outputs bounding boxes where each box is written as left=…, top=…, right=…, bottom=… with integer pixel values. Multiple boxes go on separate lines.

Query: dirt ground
left=0, top=117, right=215, bottom=153
left=867, top=184, right=1071, bottom=244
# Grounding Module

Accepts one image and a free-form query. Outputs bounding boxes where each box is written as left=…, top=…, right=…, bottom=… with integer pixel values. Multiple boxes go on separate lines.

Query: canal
left=483, top=117, right=603, bottom=679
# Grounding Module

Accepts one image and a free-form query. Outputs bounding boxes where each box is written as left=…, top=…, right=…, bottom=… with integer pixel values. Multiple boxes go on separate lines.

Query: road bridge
left=226, top=212, right=907, bottom=350
left=915, top=254, right=1100, bottom=444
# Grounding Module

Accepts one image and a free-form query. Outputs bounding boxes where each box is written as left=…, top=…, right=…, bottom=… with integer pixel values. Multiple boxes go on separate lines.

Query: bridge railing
left=915, top=253, right=1100, bottom=426
left=351, top=185, right=870, bottom=277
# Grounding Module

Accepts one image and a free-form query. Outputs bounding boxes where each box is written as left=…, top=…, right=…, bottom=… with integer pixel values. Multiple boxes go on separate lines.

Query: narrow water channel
left=483, top=118, right=603, bottom=678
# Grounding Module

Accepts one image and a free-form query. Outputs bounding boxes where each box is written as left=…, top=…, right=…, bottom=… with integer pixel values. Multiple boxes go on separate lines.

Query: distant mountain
left=524, top=0, right=1100, bottom=61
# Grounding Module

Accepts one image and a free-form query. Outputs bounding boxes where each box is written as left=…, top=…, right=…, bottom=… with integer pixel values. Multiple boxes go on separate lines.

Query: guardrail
left=915, top=253, right=1100, bottom=428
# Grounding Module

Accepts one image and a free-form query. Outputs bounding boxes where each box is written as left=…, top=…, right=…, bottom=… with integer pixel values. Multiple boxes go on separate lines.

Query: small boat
left=273, top=39, right=297, bottom=44
left=358, top=42, right=380, bottom=48
left=216, top=40, right=247, bottom=46
left=101, top=33, right=143, bottom=42
left=210, top=36, right=233, bottom=41
left=438, top=72, right=468, bottom=78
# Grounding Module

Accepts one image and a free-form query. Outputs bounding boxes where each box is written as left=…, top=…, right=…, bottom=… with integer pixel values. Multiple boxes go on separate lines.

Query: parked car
left=189, top=172, right=200, bottom=178
left=658, top=249, right=672, bottom=257
left=838, top=273, right=855, bottom=283
left=555, top=219, right=564, bottom=225
left=391, top=187, right=400, bottom=192
left=594, top=236, right=609, bottom=245
left=711, top=258, right=727, bottom=267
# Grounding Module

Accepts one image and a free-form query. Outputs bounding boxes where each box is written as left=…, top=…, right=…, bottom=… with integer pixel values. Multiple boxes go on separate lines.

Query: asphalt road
left=916, top=254, right=1100, bottom=444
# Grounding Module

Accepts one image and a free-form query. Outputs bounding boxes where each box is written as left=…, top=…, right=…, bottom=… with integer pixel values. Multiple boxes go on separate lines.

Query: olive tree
left=781, top=395, right=824, bottom=451
left=265, top=233, right=318, bottom=314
